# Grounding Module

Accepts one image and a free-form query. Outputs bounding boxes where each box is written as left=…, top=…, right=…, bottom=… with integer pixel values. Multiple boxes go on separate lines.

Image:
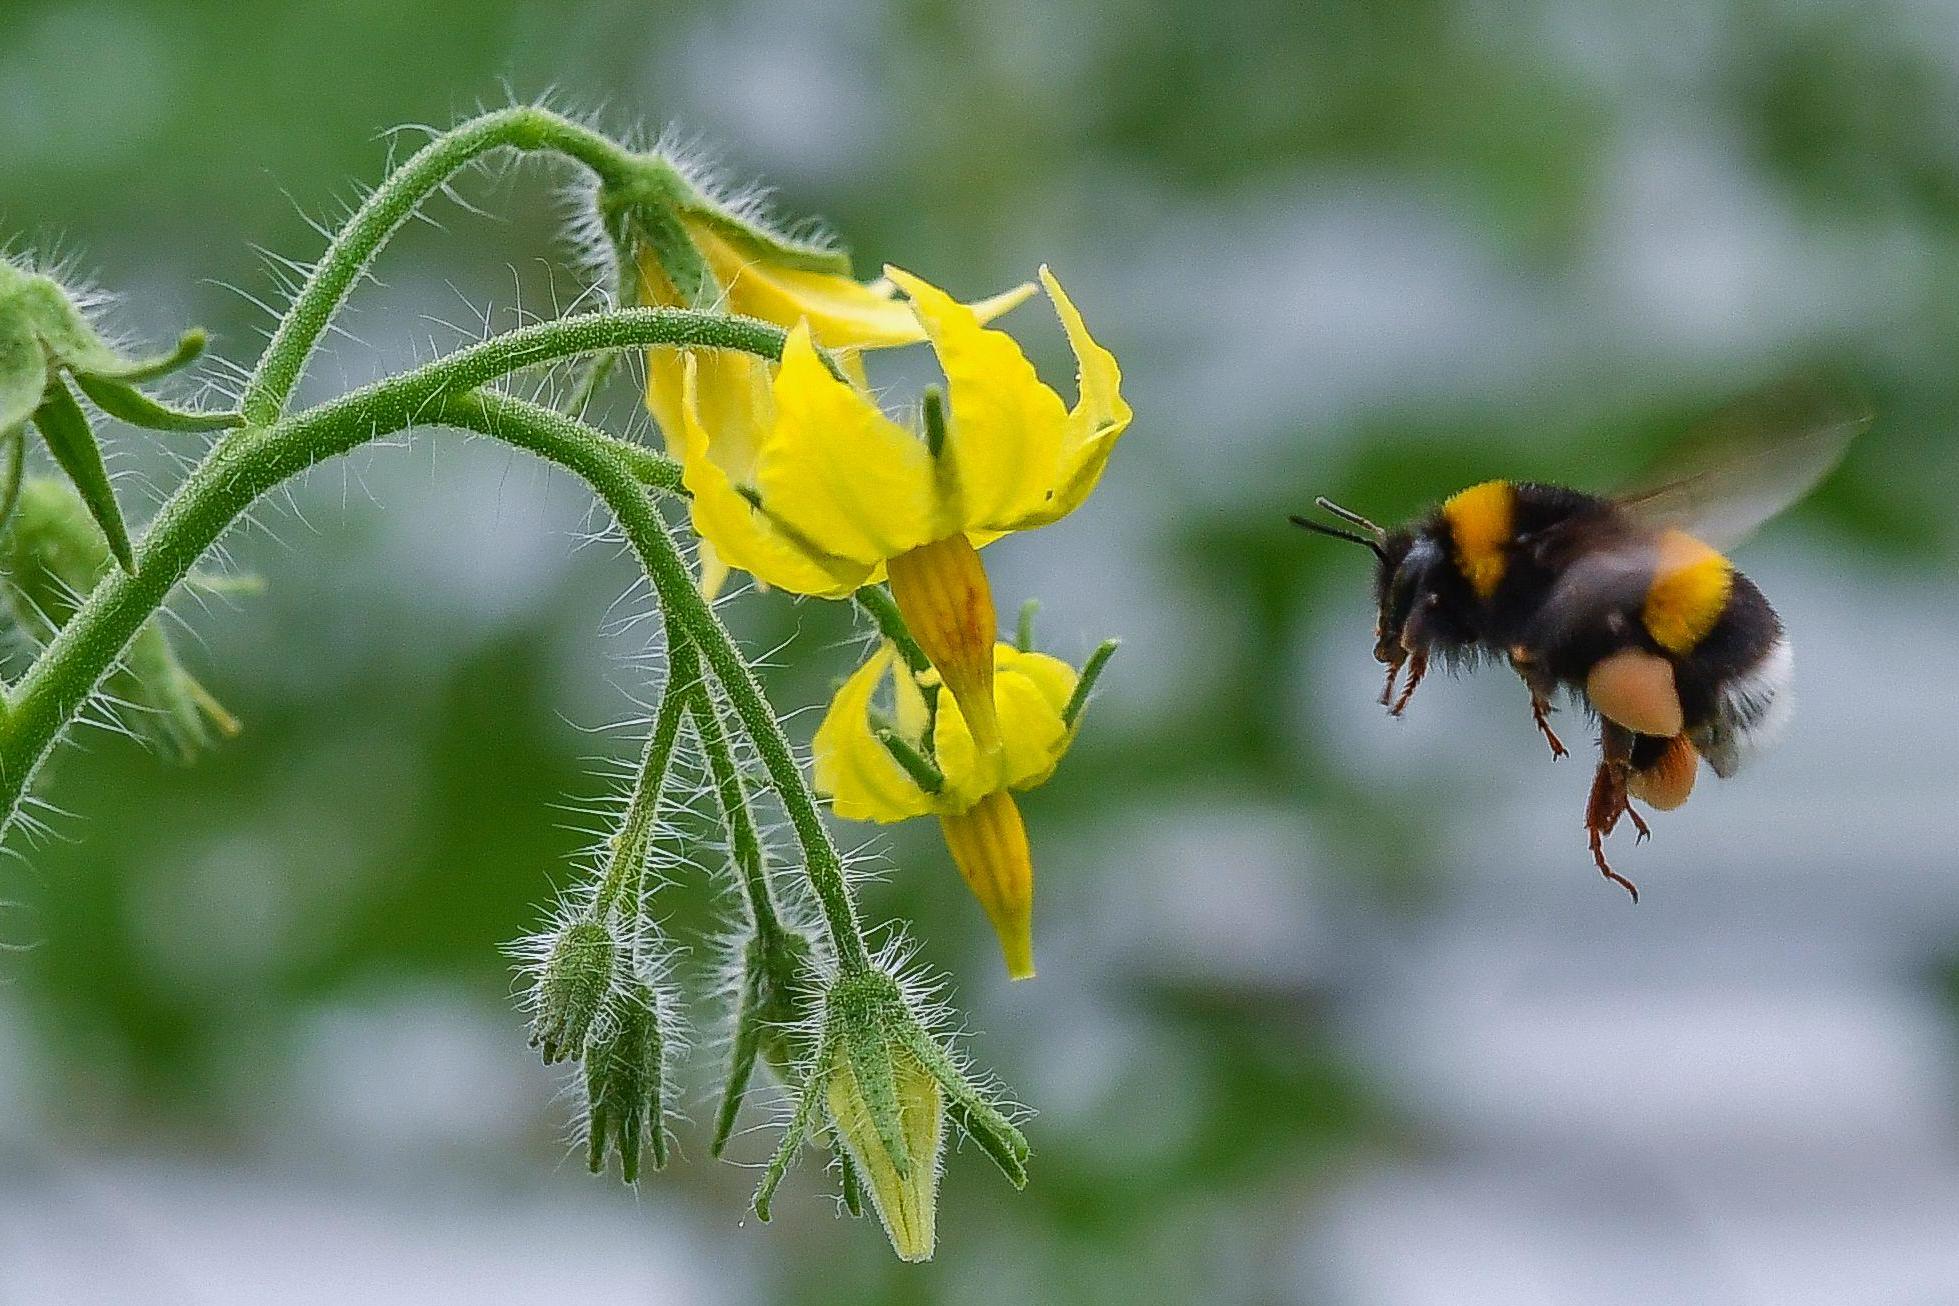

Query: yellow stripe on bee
left=1441, top=480, right=1514, bottom=601
left=1642, top=529, right=1733, bottom=654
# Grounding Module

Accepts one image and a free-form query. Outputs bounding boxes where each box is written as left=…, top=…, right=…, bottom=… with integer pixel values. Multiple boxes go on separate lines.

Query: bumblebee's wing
left=1612, top=394, right=1867, bottom=551
left=1526, top=394, right=1863, bottom=655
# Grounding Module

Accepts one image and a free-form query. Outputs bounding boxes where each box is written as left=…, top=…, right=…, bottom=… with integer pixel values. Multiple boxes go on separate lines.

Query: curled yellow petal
left=813, top=647, right=936, bottom=823
left=752, top=323, right=938, bottom=569
left=938, top=790, right=1036, bottom=980
left=1004, top=267, right=1133, bottom=530
left=691, top=220, right=1034, bottom=350
left=676, top=355, right=867, bottom=598
left=883, top=266, right=1068, bottom=533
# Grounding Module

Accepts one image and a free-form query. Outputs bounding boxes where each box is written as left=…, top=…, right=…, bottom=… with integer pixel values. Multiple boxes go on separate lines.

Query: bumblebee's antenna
left=1290, top=505, right=1387, bottom=561
left=1312, top=497, right=1386, bottom=540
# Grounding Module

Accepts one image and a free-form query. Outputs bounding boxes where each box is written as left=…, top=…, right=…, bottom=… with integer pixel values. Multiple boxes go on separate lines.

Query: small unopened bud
left=826, top=1023, right=944, bottom=1262
left=584, top=979, right=669, bottom=1182
left=753, top=968, right=1029, bottom=1263
left=528, top=918, right=616, bottom=1065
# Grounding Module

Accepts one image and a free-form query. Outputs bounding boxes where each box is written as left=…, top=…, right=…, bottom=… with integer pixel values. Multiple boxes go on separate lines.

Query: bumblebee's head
left=1290, top=498, right=1422, bottom=665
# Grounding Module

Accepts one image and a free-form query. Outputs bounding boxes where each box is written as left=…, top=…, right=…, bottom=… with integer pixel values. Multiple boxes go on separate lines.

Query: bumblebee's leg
left=1583, top=725, right=1640, bottom=902
left=1508, top=647, right=1568, bottom=759
left=1389, top=649, right=1429, bottom=717
left=1378, top=654, right=1404, bottom=708
left=1625, top=803, right=1652, bottom=844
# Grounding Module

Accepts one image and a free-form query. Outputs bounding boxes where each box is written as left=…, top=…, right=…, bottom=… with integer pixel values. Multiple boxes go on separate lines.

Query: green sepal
left=83, top=327, right=208, bottom=382
left=1062, top=638, right=1120, bottom=728
left=1016, top=598, right=1040, bottom=652
left=31, top=373, right=133, bottom=571
left=832, top=1130, right=866, bottom=1217
left=630, top=201, right=716, bottom=311
left=893, top=1016, right=1030, bottom=1188
left=0, top=318, right=42, bottom=435
left=657, top=161, right=852, bottom=276
left=584, top=980, right=670, bottom=1182
left=841, top=1005, right=913, bottom=1179
left=753, top=1040, right=829, bottom=1222
left=72, top=371, right=242, bottom=433
left=710, top=925, right=818, bottom=1157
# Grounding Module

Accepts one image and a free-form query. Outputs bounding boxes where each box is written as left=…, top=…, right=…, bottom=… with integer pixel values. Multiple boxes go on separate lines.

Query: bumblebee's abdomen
left=1642, top=530, right=1735, bottom=654
left=1675, top=571, right=1790, bottom=777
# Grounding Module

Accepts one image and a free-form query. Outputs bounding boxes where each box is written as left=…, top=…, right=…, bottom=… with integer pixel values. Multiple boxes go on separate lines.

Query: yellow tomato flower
left=676, top=265, right=1129, bottom=757
left=637, top=230, right=1032, bottom=596
left=814, top=642, right=1080, bottom=980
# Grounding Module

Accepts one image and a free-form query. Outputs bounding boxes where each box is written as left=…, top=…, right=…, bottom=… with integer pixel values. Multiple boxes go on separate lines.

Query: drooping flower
left=636, top=227, right=1031, bottom=596
left=674, top=267, right=1128, bottom=756
left=813, top=640, right=1086, bottom=980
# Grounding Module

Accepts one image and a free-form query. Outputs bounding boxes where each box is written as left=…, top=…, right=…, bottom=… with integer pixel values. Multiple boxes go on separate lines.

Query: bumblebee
left=1294, top=415, right=1861, bottom=899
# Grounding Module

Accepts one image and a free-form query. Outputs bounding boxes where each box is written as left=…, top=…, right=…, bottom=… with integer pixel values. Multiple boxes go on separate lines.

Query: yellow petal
left=996, top=649, right=1078, bottom=790
left=677, top=355, right=868, bottom=598
left=752, top=323, right=938, bottom=567
left=1001, top=267, right=1134, bottom=530
left=934, top=645, right=1076, bottom=802
left=812, top=647, right=936, bottom=823
left=691, top=221, right=1034, bottom=350
left=883, top=266, right=1068, bottom=533
left=639, top=253, right=775, bottom=480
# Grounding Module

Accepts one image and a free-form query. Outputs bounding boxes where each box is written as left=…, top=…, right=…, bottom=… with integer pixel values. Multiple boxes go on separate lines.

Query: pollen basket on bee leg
left=1586, top=648, right=1685, bottom=738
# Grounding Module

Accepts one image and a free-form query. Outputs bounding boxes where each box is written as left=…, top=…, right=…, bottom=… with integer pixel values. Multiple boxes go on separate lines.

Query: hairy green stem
left=595, top=636, right=702, bottom=917
left=0, top=307, right=763, bottom=838
left=690, top=677, right=784, bottom=940
left=242, top=106, right=656, bottom=425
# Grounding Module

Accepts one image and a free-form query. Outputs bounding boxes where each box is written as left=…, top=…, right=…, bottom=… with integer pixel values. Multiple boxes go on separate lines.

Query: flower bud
left=526, top=917, right=616, bottom=1065
left=584, top=979, right=669, bottom=1182
left=1, top=476, right=240, bottom=760
left=753, top=968, right=1029, bottom=1262
left=826, top=1022, right=944, bottom=1262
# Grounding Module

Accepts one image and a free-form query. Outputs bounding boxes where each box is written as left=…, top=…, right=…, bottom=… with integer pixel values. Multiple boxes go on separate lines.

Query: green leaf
left=31, top=373, right=133, bottom=571
left=72, top=371, right=241, bottom=433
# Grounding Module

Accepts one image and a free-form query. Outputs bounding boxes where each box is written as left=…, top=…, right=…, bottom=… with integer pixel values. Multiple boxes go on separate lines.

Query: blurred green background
left=3, top=1, right=1957, bottom=1302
